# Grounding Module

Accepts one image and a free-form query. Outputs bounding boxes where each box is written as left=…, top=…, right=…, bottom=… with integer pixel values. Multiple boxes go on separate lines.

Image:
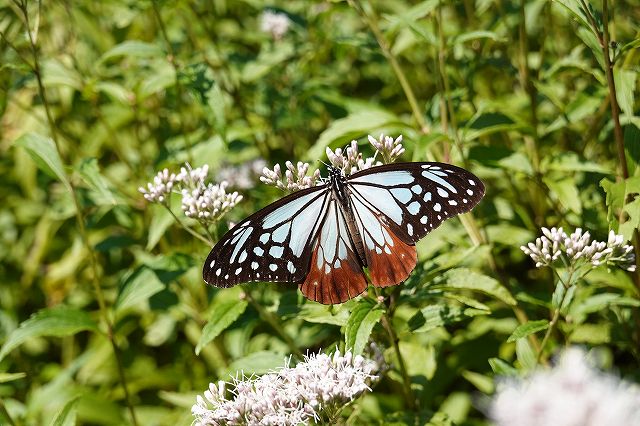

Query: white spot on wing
left=411, top=184, right=422, bottom=194
left=351, top=171, right=414, bottom=185
left=254, top=247, right=264, bottom=256
left=269, top=246, right=284, bottom=258
left=448, top=200, right=458, bottom=206
left=238, top=250, right=247, bottom=263
left=422, top=170, right=457, bottom=193
left=469, top=179, right=476, bottom=186
left=259, top=233, right=269, bottom=244
left=437, top=187, right=449, bottom=198
left=407, top=223, right=413, bottom=236
left=251, top=262, right=259, bottom=270
left=467, top=189, right=474, bottom=195
left=235, top=267, right=242, bottom=275
left=216, top=268, right=221, bottom=276
left=420, top=216, right=428, bottom=224
left=424, top=192, right=432, bottom=202
left=391, top=188, right=413, bottom=203
left=269, top=264, right=278, bottom=271
left=434, top=203, right=442, bottom=212
left=407, top=201, right=420, bottom=215
left=230, top=227, right=253, bottom=263
left=287, top=261, right=296, bottom=273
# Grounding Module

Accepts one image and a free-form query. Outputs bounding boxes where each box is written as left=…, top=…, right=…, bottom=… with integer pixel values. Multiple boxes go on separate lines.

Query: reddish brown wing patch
left=365, top=221, right=418, bottom=287
left=299, top=240, right=368, bottom=305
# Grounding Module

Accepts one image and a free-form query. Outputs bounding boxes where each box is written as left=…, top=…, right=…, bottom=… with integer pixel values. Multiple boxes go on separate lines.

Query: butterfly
left=203, top=162, right=485, bottom=304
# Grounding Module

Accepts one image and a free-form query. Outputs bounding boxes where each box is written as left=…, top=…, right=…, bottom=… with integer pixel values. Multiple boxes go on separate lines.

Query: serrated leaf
left=437, top=268, right=516, bottom=306
left=408, top=305, right=488, bottom=333
left=77, top=158, right=117, bottom=206
left=345, top=300, right=384, bottom=356
left=0, top=307, right=99, bottom=362
left=115, top=267, right=165, bottom=313
left=507, top=320, right=549, bottom=342
left=544, top=177, right=582, bottom=213
left=195, top=299, right=248, bottom=355
left=49, top=397, right=79, bottom=426
left=307, top=110, right=400, bottom=161
left=100, top=40, right=163, bottom=62
left=515, top=338, right=537, bottom=370
left=488, top=358, right=519, bottom=376
left=14, top=133, right=71, bottom=191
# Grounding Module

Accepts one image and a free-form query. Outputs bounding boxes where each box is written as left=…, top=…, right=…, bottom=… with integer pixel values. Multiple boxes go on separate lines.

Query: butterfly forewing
left=203, top=185, right=329, bottom=287
left=347, top=162, right=485, bottom=245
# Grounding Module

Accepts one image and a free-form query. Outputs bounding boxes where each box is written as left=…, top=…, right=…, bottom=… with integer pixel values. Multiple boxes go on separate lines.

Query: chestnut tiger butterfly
left=203, top=162, right=485, bottom=304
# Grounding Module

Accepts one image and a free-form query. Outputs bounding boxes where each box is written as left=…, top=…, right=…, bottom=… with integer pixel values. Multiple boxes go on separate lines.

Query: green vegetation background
left=1, top=0, right=639, bottom=424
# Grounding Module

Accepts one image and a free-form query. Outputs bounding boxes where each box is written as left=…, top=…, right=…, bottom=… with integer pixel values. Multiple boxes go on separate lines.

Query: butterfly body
left=203, top=162, right=485, bottom=304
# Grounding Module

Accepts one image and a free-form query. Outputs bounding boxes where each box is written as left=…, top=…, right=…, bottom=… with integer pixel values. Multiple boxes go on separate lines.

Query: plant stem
left=244, top=291, right=304, bottom=359
left=18, top=3, right=139, bottom=424
left=348, top=0, right=429, bottom=133
left=380, top=312, right=416, bottom=410
left=164, top=206, right=213, bottom=245
left=151, top=0, right=195, bottom=163
left=536, top=307, right=561, bottom=363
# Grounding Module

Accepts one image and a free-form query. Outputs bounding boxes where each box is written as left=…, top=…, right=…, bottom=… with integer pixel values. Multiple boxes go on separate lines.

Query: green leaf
left=0, top=372, right=27, bottom=383
left=515, top=338, right=537, bottom=370
left=195, top=299, right=248, bottom=355
left=614, top=69, right=636, bottom=118
left=488, top=358, right=518, bottom=376
left=49, top=397, right=80, bottom=426
left=552, top=0, right=592, bottom=30
left=14, top=133, right=71, bottom=191
left=115, top=267, right=165, bottom=313
left=544, top=177, right=582, bottom=213
left=345, top=300, right=384, bottom=356
left=507, top=320, right=549, bottom=343
left=0, top=307, right=99, bottom=362
left=307, top=109, right=400, bottom=161
left=463, top=112, right=523, bottom=141
left=408, top=305, right=488, bottom=333
left=139, top=63, right=176, bottom=98
left=624, top=123, right=640, bottom=177
left=569, top=293, right=640, bottom=317
left=450, top=30, right=504, bottom=45
left=77, top=158, right=117, bottom=206
left=146, top=205, right=176, bottom=250
left=223, top=351, right=285, bottom=376
left=298, top=303, right=351, bottom=326
left=437, top=268, right=517, bottom=306
left=399, top=341, right=437, bottom=380
left=100, top=40, right=163, bottom=62
left=461, top=370, right=494, bottom=394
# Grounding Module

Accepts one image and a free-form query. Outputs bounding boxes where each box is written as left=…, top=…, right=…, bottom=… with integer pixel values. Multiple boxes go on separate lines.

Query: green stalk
left=380, top=312, right=417, bottom=410
left=17, top=2, right=139, bottom=424
left=244, top=291, right=304, bottom=360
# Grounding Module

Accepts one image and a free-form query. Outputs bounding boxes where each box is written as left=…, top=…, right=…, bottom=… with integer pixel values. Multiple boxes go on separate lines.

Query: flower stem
left=243, top=290, right=304, bottom=360
left=380, top=312, right=417, bottom=410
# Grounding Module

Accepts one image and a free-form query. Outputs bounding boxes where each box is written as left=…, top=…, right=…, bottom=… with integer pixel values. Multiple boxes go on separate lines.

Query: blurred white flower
left=138, top=168, right=178, bottom=204
left=259, top=10, right=291, bottom=40
left=192, top=349, right=379, bottom=426
left=260, top=161, right=321, bottom=192
left=521, top=227, right=635, bottom=272
left=490, top=347, right=640, bottom=426
left=216, top=159, right=267, bottom=189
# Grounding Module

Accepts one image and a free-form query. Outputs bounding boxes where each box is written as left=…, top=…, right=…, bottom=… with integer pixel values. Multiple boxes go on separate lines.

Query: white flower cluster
left=260, top=161, right=321, bottom=192
left=490, top=347, right=640, bottom=426
left=140, top=164, right=242, bottom=224
left=138, top=168, right=179, bottom=204
left=181, top=182, right=243, bottom=223
left=260, top=134, right=406, bottom=193
left=216, top=159, right=267, bottom=189
left=192, top=349, right=379, bottom=426
left=259, top=10, right=291, bottom=40
left=368, top=134, right=405, bottom=164
left=326, top=140, right=381, bottom=175
left=521, top=227, right=635, bottom=271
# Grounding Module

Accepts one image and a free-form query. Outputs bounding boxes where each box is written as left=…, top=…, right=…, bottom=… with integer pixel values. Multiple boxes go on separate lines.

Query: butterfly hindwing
left=299, top=200, right=368, bottom=304
left=203, top=185, right=329, bottom=287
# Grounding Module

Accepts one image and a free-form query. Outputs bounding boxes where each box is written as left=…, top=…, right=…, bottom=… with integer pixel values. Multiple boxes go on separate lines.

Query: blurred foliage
left=1, top=0, right=640, bottom=424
